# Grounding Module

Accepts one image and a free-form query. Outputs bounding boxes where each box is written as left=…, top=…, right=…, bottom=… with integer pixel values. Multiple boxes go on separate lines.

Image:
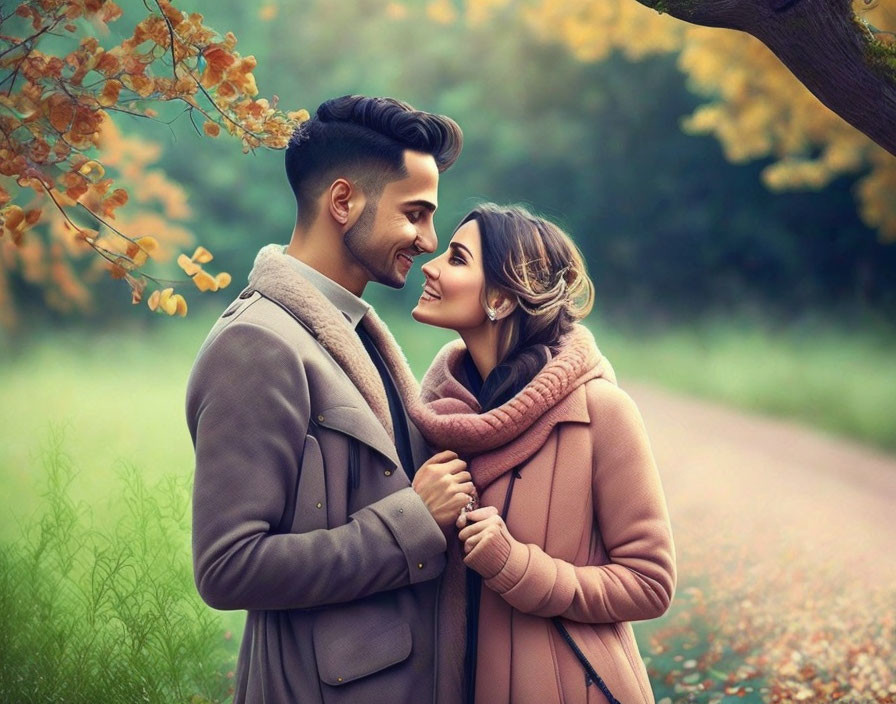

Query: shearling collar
left=407, top=324, right=616, bottom=488
left=247, top=244, right=422, bottom=442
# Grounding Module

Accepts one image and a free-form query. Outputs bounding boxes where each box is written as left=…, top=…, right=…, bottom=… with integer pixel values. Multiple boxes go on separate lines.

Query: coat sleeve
left=187, top=321, right=446, bottom=611
left=470, top=380, right=676, bottom=623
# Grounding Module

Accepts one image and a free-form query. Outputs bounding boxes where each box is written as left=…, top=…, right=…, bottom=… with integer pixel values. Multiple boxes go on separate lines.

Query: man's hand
left=412, top=450, right=474, bottom=530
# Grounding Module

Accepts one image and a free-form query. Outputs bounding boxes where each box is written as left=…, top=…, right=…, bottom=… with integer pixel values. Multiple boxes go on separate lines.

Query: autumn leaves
left=0, top=0, right=310, bottom=325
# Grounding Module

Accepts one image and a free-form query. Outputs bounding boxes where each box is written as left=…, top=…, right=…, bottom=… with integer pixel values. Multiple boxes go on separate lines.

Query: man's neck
left=286, top=231, right=367, bottom=296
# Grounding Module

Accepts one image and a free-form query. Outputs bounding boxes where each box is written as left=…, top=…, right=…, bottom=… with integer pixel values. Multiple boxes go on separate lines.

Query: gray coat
left=186, top=244, right=450, bottom=704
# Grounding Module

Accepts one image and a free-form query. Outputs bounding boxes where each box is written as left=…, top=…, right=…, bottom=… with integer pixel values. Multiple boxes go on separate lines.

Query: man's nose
left=417, top=223, right=437, bottom=254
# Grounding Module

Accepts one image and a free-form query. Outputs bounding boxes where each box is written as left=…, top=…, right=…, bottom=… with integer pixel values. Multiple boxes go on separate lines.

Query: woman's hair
left=285, top=95, right=463, bottom=227
left=460, top=203, right=594, bottom=409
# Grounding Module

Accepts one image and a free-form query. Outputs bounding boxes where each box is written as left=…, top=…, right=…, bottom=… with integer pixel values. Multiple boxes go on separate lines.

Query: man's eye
left=407, top=211, right=422, bottom=224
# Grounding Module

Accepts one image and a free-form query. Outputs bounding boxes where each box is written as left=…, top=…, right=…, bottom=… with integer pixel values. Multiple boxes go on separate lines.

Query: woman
left=405, top=203, right=676, bottom=703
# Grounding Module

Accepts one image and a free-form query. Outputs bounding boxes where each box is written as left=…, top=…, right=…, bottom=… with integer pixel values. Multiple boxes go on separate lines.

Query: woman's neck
left=459, top=325, right=501, bottom=381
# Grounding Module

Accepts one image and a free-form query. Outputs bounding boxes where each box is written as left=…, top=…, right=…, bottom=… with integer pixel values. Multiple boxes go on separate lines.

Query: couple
left=186, top=95, right=676, bottom=704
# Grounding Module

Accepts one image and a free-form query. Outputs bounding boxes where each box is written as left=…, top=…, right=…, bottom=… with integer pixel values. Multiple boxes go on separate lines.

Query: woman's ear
left=489, top=291, right=517, bottom=321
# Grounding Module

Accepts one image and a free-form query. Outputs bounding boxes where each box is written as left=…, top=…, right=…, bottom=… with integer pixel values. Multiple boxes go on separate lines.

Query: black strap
left=500, top=466, right=622, bottom=704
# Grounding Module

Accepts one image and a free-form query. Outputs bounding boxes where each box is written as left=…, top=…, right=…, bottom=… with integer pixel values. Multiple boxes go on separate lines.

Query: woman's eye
left=449, top=255, right=465, bottom=265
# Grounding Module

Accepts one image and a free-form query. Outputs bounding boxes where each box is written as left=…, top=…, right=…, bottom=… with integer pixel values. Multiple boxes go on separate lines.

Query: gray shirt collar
left=281, top=246, right=370, bottom=329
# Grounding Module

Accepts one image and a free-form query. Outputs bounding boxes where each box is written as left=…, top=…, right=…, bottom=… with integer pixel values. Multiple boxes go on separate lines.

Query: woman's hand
left=457, top=506, right=515, bottom=579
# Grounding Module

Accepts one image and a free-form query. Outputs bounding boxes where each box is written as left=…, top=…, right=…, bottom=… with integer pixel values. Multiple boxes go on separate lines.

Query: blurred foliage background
left=2, top=0, right=896, bottom=701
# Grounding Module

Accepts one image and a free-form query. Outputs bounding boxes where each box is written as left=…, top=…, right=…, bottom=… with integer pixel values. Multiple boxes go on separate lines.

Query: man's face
left=344, top=150, right=439, bottom=289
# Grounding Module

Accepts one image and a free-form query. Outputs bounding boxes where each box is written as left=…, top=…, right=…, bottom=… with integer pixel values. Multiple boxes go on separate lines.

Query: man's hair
left=285, top=95, right=463, bottom=227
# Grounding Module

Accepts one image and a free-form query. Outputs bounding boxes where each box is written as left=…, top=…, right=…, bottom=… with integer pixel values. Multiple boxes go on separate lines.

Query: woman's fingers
left=465, top=505, right=498, bottom=522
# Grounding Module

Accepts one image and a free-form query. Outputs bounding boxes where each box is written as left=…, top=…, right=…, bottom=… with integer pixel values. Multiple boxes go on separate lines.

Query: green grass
left=590, top=318, right=896, bottom=452
left=0, top=428, right=237, bottom=704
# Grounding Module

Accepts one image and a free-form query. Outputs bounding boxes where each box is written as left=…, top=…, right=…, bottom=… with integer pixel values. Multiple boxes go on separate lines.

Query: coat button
left=317, top=414, right=324, bottom=422
left=336, top=677, right=343, bottom=683
left=384, top=470, right=392, bottom=476
left=316, top=502, right=322, bottom=509
left=417, top=562, right=424, bottom=569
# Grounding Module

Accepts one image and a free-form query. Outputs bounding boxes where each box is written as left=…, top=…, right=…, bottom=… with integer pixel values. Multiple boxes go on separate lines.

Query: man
left=186, top=96, right=471, bottom=704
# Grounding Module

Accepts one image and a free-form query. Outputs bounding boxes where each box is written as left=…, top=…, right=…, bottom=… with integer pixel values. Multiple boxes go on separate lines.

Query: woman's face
left=412, top=219, right=489, bottom=331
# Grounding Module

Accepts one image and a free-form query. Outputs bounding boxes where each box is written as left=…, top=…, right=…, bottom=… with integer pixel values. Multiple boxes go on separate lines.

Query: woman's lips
left=420, top=286, right=441, bottom=301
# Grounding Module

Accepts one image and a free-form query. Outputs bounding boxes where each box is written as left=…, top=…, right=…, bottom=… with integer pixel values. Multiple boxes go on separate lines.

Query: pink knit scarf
left=405, top=324, right=616, bottom=488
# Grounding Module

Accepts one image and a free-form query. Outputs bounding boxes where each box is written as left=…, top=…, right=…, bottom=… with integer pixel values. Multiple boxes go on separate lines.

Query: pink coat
left=405, top=325, right=677, bottom=703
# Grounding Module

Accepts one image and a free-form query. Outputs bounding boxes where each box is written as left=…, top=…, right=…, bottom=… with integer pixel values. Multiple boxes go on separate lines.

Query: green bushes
left=0, top=428, right=236, bottom=704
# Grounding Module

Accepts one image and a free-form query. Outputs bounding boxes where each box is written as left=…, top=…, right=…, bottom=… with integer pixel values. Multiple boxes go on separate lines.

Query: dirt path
left=624, top=382, right=896, bottom=702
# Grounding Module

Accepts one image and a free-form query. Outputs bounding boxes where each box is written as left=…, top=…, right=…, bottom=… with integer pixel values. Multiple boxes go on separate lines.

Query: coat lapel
left=247, top=244, right=396, bottom=451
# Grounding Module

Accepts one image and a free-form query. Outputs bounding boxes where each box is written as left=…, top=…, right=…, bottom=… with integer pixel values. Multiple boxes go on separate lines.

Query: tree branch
left=637, top=0, right=896, bottom=156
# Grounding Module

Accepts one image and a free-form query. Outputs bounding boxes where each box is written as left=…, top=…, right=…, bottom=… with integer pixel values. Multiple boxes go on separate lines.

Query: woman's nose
left=421, top=259, right=439, bottom=280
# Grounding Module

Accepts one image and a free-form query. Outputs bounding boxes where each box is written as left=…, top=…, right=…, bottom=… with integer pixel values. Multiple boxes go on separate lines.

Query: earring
left=486, top=306, right=497, bottom=321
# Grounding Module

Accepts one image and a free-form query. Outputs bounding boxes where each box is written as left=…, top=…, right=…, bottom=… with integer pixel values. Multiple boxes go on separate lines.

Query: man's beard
left=344, top=199, right=404, bottom=289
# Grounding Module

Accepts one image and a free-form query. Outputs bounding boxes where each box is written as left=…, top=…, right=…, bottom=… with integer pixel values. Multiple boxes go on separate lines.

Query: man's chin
left=374, top=269, right=407, bottom=289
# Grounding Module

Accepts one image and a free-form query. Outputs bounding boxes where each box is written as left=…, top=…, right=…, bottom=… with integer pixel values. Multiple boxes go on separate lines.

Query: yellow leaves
left=147, top=287, right=187, bottom=316
left=288, top=109, right=310, bottom=123
left=192, top=270, right=218, bottom=291
left=191, top=246, right=213, bottom=263
left=78, top=160, right=105, bottom=182
left=203, top=121, right=221, bottom=137
left=176, top=245, right=229, bottom=295
left=177, top=253, right=201, bottom=275
left=125, top=235, right=158, bottom=267
left=1, top=205, right=27, bottom=244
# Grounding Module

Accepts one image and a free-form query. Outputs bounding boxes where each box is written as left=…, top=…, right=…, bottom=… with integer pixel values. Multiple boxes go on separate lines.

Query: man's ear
left=327, top=178, right=365, bottom=228
left=489, top=290, right=517, bottom=321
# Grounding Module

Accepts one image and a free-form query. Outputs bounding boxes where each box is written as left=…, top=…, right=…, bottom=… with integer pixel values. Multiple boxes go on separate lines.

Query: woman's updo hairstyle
left=459, top=203, right=594, bottom=409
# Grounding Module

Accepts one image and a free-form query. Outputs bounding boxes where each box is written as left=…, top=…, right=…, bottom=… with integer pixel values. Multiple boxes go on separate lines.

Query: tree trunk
left=637, top=0, right=896, bottom=156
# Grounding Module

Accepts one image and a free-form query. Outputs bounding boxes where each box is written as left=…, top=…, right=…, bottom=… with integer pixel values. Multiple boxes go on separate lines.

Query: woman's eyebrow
left=449, top=242, right=474, bottom=259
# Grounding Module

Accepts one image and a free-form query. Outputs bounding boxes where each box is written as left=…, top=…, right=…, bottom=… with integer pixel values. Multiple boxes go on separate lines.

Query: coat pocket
left=290, top=433, right=328, bottom=533
left=313, top=607, right=412, bottom=687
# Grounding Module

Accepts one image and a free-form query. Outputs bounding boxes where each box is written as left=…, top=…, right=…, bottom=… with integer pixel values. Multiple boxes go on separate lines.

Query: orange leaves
left=200, top=45, right=236, bottom=89
left=98, top=79, right=121, bottom=107
left=47, top=95, right=75, bottom=132
left=125, top=235, right=158, bottom=267
left=0, top=0, right=303, bottom=327
left=101, top=188, right=128, bottom=217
